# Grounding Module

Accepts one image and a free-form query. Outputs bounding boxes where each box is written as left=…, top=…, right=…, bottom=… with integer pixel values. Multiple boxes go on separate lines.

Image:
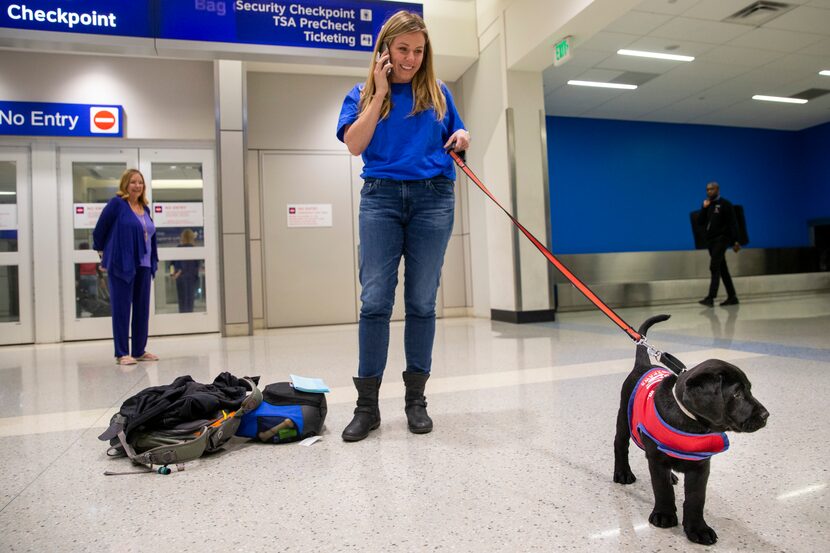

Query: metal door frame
left=0, top=147, right=34, bottom=345
left=139, top=148, right=219, bottom=335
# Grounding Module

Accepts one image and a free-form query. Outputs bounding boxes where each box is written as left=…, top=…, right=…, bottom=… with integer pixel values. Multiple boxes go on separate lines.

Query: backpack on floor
left=236, top=382, right=327, bottom=444
left=101, top=375, right=262, bottom=475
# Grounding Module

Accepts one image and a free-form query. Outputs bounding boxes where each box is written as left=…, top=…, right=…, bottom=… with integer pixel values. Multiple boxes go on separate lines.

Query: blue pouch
left=236, top=382, right=327, bottom=443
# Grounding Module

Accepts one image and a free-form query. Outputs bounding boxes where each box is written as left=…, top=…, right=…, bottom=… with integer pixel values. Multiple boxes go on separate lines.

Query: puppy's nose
left=758, top=406, right=769, bottom=421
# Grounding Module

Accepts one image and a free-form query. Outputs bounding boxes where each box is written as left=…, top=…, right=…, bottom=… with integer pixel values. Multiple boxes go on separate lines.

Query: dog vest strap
left=628, top=368, right=729, bottom=460
left=449, top=151, right=642, bottom=343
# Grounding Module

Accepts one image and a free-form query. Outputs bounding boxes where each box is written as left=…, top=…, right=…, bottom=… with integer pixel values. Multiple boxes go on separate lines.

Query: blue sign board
left=0, top=101, right=123, bottom=137
left=1, top=0, right=423, bottom=52
left=0, top=0, right=153, bottom=38
left=158, top=0, right=423, bottom=52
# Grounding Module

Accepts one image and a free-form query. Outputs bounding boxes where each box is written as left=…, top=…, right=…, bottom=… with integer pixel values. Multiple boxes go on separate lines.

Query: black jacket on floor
left=99, top=372, right=256, bottom=442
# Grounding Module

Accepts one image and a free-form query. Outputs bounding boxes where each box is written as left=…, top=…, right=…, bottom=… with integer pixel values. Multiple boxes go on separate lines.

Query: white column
left=31, top=142, right=61, bottom=342
left=459, top=0, right=639, bottom=322
left=214, top=60, right=253, bottom=336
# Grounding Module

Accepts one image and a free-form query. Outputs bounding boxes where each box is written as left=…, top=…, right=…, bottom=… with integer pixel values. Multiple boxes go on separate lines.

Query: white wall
left=246, top=71, right=470, bottom=324
left=0, top=51, right=215, bottom=140
left=247, top=72, right=359, bottom=151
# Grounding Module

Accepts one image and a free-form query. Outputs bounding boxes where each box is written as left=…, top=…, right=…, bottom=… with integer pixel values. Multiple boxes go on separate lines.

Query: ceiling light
left=820, top=70, right=830, bottom=77
left=617, top=49, right=694, bottom=62
left=151, top=179, right=204, bottom=189
left=752, top=95, right=807, bottom=104
left=567, top=80, right=637, bottom=90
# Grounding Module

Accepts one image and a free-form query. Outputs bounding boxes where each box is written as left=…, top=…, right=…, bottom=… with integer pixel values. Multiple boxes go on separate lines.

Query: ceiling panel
left=800, top=37, right=830, bottom=56
left=634, top=0, right=700, bottom=16
left=763, top=53, right=830, bottom=75
left=693, top=101, right=821, bottom=130
left=696, top=45, right=785, bottom=67
left=644, top=94, right=741, bottom=122
left=542, top=0, right=830, bottom=130
left=624, top=36, right=718, bottom=57
left=584, top=87, right=682, bottom=118
left=649, top=16, right=753, bottom=44
left=594, top=53, right=681, bottom=74
left=543, top=63, right=591, bottom=89
left=557, top=49, right=614, bottom=69
left=573, top=68, right=627, bottom=82
left=544, top=85, right=621, bottom=116
left=681, top=0, right=773, bottom=21
left=727, top=27, right=825, bottom=53
left=766, top=6, right=830, bottom=34
left=577, top=31, right=641, bottom=53
left=603, top=10, right=673, bottom=35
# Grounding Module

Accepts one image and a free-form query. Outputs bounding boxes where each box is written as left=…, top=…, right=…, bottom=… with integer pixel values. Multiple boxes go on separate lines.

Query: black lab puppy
left=613, top=314, right=769, bottom=545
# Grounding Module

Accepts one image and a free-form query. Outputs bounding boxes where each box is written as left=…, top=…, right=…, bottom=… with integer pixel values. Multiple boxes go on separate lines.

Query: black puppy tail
left=635, top=315, right=670, bottom=368
left=638, top=314, right=671, bottom=336
left=636, top=314, right=687, bottom=374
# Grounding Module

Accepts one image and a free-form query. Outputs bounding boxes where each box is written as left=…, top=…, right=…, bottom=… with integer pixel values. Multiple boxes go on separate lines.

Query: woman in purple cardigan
left=93, top=169, right=159, bottom=366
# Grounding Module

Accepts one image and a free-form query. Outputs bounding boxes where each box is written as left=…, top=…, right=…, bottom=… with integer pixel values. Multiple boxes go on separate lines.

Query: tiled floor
left=1, top=294, right=828, bottom=551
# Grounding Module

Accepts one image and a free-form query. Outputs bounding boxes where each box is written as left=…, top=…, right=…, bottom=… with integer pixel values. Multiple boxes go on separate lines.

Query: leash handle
left=449, top=150, right=642, bottom=343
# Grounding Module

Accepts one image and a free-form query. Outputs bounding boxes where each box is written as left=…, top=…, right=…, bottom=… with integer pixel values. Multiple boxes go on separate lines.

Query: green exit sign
left=554, top=36, right=572, bottom=66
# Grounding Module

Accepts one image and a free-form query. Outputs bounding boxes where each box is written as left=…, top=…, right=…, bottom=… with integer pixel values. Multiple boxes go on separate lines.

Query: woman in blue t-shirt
left=336, top=10, right=470, bottom=442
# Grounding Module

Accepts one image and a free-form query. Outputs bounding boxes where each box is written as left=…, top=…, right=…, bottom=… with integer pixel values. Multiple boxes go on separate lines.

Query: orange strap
left=449, top=150, right=642, bottom=343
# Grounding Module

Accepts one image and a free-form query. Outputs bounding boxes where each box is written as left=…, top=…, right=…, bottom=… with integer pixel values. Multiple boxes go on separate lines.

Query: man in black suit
left=698, top=182, right=741, bottom=307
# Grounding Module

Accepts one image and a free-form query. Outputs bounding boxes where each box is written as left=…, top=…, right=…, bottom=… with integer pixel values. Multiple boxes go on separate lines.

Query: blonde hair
left=180, top=228, right=196, bottom=244
left=116, top=169, right=148, bottom=206
left=359, top=11, right=446, bottom=121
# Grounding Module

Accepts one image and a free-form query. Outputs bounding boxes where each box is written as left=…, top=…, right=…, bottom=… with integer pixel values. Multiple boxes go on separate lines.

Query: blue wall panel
left=800, top=121, right=830, bottom=223
left=546, top=116, right=823, bottom=254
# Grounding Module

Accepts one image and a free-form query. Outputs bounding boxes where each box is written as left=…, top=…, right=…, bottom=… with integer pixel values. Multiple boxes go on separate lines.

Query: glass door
left=140, top=149, right=218, bottom=335
left=0, top=148, right=33, bottom=345
left=59, top=148, right=138, bottom=341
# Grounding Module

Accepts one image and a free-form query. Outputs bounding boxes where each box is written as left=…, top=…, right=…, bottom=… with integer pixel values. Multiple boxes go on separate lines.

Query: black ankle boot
left=342, top=376, right=381, bottom=442
left=402, top=371, right=432, bottom=434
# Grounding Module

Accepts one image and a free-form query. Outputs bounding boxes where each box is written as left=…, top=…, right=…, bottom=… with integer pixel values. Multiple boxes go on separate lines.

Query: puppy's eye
left=733, top=391, right=744, bottom=400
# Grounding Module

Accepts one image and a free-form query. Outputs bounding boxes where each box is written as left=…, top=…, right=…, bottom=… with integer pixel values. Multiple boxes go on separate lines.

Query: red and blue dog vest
left=628, top=368, right=729, bottom=461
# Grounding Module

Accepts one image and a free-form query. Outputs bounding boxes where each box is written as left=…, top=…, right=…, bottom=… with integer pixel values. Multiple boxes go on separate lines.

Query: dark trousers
left=108, top=267, right=152, bottom=358
left=707, top=237, right=736, bottom=299
left=176, top=277, right=197, bottom=313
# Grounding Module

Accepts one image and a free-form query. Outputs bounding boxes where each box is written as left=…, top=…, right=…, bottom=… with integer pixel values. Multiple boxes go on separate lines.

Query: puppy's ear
left=681, top=372, right=727, bottom=429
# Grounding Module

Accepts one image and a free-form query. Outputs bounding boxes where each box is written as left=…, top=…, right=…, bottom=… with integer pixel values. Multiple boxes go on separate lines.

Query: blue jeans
left=358, top=177, right=455, bottom=378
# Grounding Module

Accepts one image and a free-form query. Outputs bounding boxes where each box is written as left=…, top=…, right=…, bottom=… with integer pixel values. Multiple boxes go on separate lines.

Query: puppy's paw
left=649, top=510, right=678, bottom=528
left=684, top=522, right=718, bottom=545
left=613, top=468, right=636, bottom=485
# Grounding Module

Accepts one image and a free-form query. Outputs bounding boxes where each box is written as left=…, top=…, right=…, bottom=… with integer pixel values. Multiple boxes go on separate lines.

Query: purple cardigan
left=93, top=196, right=159, bottom=282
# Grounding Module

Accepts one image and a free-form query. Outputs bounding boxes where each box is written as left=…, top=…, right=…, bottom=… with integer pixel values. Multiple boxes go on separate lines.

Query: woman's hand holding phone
left=373, top=43, right=391, bottom=96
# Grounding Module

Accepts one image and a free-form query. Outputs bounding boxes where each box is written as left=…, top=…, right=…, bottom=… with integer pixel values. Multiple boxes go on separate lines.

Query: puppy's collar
left=672, top=383, right=698, bottom=421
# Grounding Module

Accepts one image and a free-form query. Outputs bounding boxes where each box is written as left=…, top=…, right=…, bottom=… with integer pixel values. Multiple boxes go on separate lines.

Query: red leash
left=448, top=150, right=644, bottom=344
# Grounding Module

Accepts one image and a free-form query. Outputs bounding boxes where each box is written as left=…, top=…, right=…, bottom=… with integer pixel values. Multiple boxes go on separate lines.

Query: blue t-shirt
left=336, top=81, right=465, bottom=181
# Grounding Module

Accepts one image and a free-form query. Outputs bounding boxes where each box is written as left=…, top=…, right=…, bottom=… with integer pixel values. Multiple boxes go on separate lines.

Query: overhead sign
left=0, top=0, right=153, bottom=37
left=554, top=36, right=572, bottom=67
left=2, top=1, right=423, bottom=52
left=158, top=0, right=423, bottom=51
left=0, top=101, right=124, bottom=137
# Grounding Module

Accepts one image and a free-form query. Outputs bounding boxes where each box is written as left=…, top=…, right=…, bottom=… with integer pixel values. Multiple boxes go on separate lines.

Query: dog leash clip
left=636, top=337, right=664, bottom=360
